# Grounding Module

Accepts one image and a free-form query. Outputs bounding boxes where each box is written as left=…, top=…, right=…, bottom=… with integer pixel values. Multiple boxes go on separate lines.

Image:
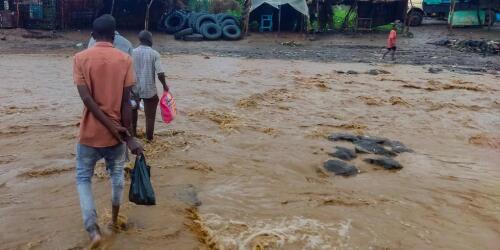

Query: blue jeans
left=76, top=143, right=126, bottom=234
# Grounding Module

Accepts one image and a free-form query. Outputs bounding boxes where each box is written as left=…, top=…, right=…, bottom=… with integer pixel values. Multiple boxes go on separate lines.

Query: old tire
left=195, top=14, right=217, bottom=33
left=189, top=12, right=203, bottom=29
left=174, top=27, right=193, bottom=40
left=220, top=19, right=237, bottom=27
left=217, top=13, right=239, bottom=25
left=183, top=33, right=204, bottom=41
left=201, top=23, right=222, bottom=40
left=407, top=9, right=423, bottom=26
left=165, top=12, right=187, bottom=34
left=222, top=25, right=241, bottom=40
left=485, top=9, right=496, bottom=26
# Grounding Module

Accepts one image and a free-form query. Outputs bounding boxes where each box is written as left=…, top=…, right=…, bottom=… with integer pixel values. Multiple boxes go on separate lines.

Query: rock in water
left=385, top=140, right=414, bottom=153
left=323, top=160, right=358, bottom=176
left=354, top=140, right=397, bottom=157
left=357, top=135, right=389, bottom=144
left=364, top=157, right=403, bottom=170
left=328, top=133, right=360, bottom=142
left=175, top=184, right=202, bottom=207
left=329, top=146, right=357, bottom=161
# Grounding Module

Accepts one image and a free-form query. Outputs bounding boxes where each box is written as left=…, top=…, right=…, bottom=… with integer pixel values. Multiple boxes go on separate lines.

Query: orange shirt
left=387, top=30, right=397, bottom=48
left=73, top=42, right=135, bottom=147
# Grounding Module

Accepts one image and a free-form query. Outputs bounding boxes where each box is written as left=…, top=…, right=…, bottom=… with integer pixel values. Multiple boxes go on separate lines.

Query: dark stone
left=354, top=140, right=397, bottom=157
left=346, top=70, right=359, bottom=75
left=323, top=160, right=358, bottom=176
left=364, top=157, right=403, bottom=170
left=366, top=69, right=390, bottom=75
left=329, top=146, right=357, bottom=161
left=336, top=70, right=345, bottom=74
left=428, top=67, right=443, bottom=74
left=357, top=135, right=389, bottom=144
left=327, top=133, right=360, bottom=142
left=385, top=140, right=414, bottom=154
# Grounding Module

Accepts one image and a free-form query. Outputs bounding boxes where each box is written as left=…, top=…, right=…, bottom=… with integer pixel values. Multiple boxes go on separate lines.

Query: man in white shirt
left=88, top=30, right=133, bottom=55
left=131, top=30, right=169, bottom=141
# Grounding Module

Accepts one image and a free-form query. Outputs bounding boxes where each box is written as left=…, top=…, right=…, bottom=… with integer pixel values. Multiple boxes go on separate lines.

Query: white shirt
left=132, top=45, right=165, bottom=99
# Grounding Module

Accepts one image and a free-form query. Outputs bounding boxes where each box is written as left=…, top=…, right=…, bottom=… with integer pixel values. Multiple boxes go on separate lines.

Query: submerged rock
left=323, top=159, right=358, bottom=176
left=327, top=133, right=360, bottom=142
left=358, top=135, right=389, bottom=144
left=364, top=157, right=403, bottom=170
left=329, top=146, right=357, bottom=161
left=354, top=140, right=397, bottom=157
left=346, top=70, right=359, bottom=75
left=366, top=69, right=391, bottom=75
left=385, top=140, right=414, bottom=153
left=175, top=184, right=202, bottom=207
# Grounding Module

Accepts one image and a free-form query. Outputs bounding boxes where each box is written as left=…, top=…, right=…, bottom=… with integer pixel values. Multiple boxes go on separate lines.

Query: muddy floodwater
left=1, top=53, right=500, bottom=250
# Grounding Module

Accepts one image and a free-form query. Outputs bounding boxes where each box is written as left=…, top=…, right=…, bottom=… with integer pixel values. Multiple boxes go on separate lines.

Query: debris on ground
left=21, top=30, right=60, bottom=39
left=364, top=157, right=403, bottom=170
left=430, top=39, right=500, bottom=55
left=281, top=40, right=303, bottom=47
left=366, top=69, right=391, bottom=75
left=323, top=159, right=358, bottom=176
left=329, top=146, right=357, bottom=161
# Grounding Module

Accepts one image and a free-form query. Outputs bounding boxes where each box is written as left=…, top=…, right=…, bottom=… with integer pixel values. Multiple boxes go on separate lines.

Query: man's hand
left=125, top=137, right=144, bottom=155
left=162, top=84, right=169, bottom=93
left=110, top=124, right=129, bottom=142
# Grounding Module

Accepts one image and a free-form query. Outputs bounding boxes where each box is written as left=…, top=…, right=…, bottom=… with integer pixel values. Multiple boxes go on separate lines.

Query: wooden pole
left=16, top=0, right=20, bottom=28
left=110, top=0, right=115, bottom=15
left=278, top=4, right=281, bottom=35
left=145, top=0, right=155, bottom=30
left=448, top=0, right=456, bottom=32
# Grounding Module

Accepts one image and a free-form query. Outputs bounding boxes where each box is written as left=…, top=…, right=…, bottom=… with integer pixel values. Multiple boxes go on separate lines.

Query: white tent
left=250, top=0, right=309, bottom=17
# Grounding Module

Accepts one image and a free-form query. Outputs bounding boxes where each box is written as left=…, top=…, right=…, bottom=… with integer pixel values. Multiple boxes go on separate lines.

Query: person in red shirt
left=383, top=24, right=397, bottom=61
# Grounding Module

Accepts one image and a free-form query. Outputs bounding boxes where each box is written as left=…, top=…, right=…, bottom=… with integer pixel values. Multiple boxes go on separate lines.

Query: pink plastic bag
left=160, top=91, right=177, bottom=124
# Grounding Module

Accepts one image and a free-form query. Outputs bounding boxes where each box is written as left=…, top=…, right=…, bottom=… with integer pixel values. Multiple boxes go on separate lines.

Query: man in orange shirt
left=73, top=14, right=143, bottom=247
left=383, top=24, right=397, bottom=61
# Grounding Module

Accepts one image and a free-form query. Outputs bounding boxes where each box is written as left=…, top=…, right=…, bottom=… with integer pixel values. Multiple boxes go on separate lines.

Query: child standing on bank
left=383, top=24, right=397, bottom=61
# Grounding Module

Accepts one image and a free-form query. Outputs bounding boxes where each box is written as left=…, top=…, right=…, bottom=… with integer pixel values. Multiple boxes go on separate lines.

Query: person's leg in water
left=103, top=143, right=126, bottom=230
left=76, top=143, right=103, bottom=247
left=143, top=95, right=159, bottom=141
left=382, top=48, right=390, bottom=59
left=391, top=47, right=396, bottom=61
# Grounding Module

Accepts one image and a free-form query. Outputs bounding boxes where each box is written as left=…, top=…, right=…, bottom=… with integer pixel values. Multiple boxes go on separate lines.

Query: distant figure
left=383, top=24, right=397, bottom=61
left=73, top=14, right=143, bottom=248
left=131, top=30, right=169, bottom=142
left=88, top=30, right=133, bottom=55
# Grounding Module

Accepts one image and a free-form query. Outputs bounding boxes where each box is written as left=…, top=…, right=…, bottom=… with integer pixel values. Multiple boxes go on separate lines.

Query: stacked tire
left=159, top=11, right=242, bottom=41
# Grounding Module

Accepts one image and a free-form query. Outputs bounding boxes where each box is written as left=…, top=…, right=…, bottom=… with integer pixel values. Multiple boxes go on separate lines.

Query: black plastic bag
left=129, top=155, right=156, bottom=205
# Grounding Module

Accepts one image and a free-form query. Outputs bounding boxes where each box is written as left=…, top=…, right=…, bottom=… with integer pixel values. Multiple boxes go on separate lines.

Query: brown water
left=1, top=54, right=500, bottom=250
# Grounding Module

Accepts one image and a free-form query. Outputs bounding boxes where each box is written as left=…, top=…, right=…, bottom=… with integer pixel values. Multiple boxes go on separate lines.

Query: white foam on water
left=198, top=213, right=353, bottom=249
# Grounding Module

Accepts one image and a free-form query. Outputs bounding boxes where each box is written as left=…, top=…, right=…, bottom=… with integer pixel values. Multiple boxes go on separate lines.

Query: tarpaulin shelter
left=244, top=0, right=309, bottom=33
left=250, top=0, right=309, bottom=16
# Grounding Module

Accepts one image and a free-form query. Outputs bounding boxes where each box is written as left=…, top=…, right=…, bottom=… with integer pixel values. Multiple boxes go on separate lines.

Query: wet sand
left=1, top=53, right=500, bottom=249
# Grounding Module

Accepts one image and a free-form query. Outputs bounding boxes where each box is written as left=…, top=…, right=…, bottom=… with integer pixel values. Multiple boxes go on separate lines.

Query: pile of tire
left=158, top=10, right=242, bottom=41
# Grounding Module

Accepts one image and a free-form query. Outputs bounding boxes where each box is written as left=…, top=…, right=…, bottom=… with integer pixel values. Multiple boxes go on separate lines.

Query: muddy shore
left=1, top=26, right=500, bottom=249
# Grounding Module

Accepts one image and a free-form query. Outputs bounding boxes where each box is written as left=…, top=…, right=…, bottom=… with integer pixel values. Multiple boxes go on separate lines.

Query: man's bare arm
left=158, top=72, right=169, bottom=92
left=77, top=85, right=127, bottom=141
